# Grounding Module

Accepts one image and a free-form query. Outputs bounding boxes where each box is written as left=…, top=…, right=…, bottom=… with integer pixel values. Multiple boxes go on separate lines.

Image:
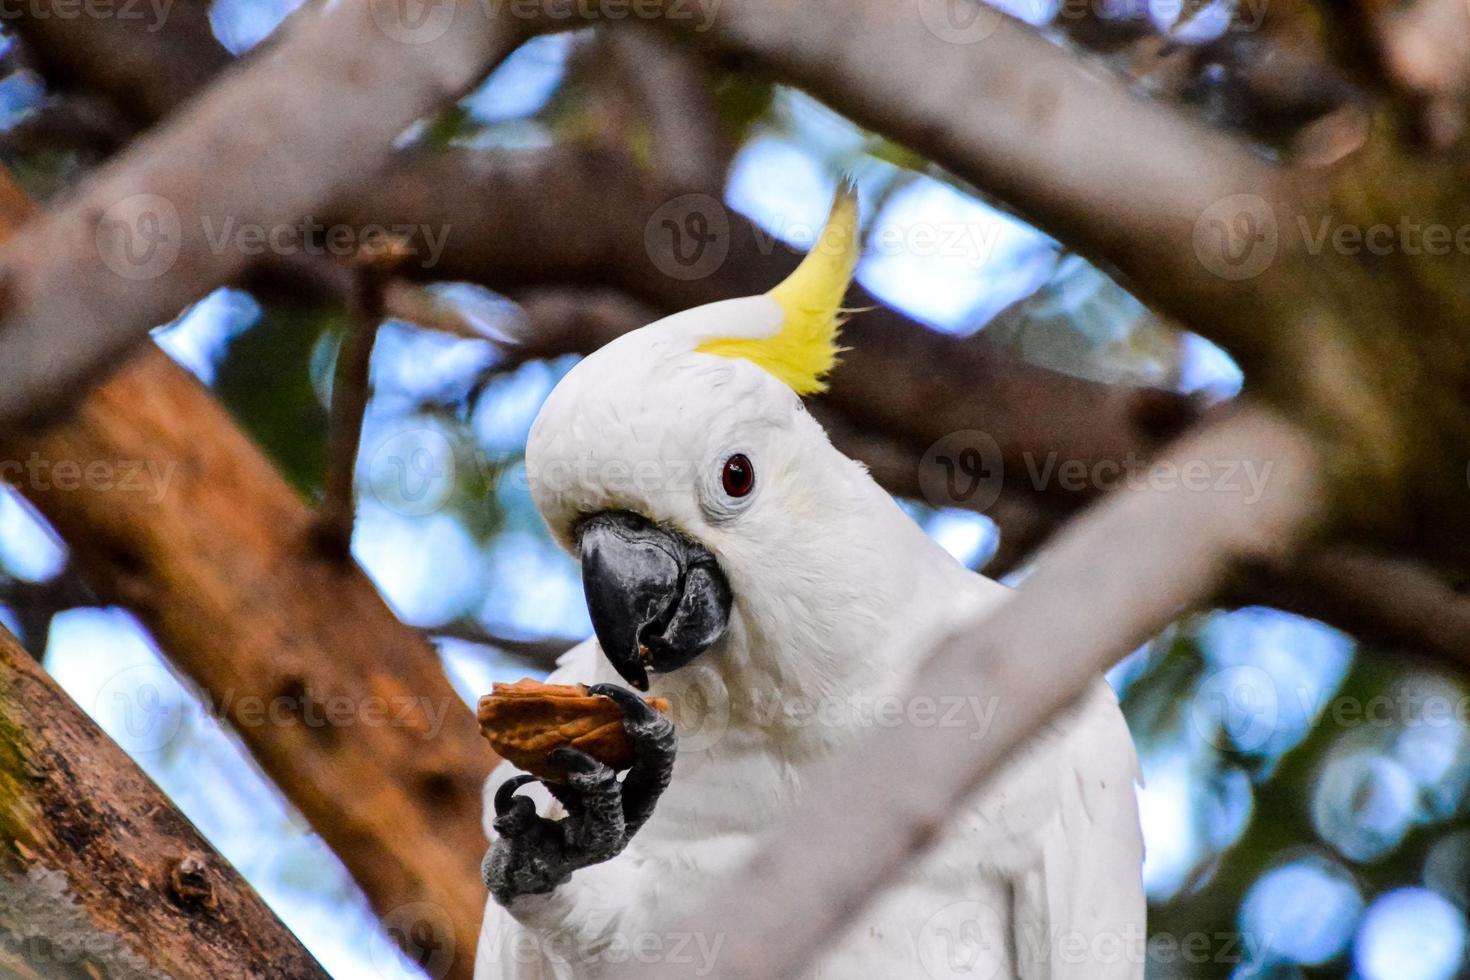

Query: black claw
left=590, top=684, right=676, bottom=837
left=494, top=773, right=539, bottom=816
left=588, top=683, right=659, bottom=723
left=550, top=747, right=604, bottom=775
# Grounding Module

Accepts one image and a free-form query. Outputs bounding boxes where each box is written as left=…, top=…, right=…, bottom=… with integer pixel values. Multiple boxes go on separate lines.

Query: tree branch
left=312, top=243, right=408, bottom=558
left=338, top=145, right=1200, bottom=505
left=0, top=176, right=488, bottom=980
left=606, top=27, right=732, bottom=188
left=430, top=619, right=580, bottom=673
left=0, top=0, right=532, bottom=425
left=1231, top=547, right=1470, bottom=668
left=0, top=627, right=329, bottom=979
left=3, top=0, right=230, bottom=128
left=1376, top=0, right=1470, bottom=146
left=654, top=0, right=1287, bottom=333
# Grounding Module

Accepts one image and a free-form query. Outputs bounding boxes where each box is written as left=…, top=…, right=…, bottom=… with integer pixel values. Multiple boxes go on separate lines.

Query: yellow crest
left=697, top=179, right=860, bottom=395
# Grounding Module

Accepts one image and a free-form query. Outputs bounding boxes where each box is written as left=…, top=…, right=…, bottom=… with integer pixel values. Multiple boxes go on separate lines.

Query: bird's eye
left=721, top=453, right=755, bottom=498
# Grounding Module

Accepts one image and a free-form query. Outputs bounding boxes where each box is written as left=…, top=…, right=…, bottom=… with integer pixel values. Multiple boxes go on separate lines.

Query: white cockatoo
left=475, top=182, right=1145, bottom=980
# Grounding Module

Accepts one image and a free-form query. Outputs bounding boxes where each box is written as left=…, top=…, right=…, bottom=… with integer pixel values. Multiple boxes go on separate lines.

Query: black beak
left=578, top=511, right=732, bottom=691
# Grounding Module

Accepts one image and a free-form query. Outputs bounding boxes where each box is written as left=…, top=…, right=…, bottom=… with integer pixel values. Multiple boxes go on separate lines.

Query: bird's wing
left=1008, top=680, right=1146, bottom=980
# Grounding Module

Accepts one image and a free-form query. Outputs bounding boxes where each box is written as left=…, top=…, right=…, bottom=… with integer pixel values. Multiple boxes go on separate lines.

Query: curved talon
left=494, top=773, right=540, bottom=815
left=591, top=682, right=675, bottom=753
left=589, top=683, right=674, bottom=745
left=550, top=747, right=603, bottom=775
left=587, top=682, right=656, bottom=721
left=493, top=774, right=547, bottom=837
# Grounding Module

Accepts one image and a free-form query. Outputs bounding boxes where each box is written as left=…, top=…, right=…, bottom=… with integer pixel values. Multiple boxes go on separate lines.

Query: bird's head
left=525, top=182, right=890, bottom=691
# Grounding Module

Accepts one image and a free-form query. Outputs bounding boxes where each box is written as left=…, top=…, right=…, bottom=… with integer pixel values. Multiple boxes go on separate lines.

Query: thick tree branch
left=0, top=0, right=531, bottom=425
left=0, top=628, right=329, bottom=979
left=1, top=346, right=490, bottom=980
left=339, top=145, right=1199, bottom=505
left=625, top=404, right=1324, bottom=980
left=0, top=179, right=489, bottom=979
left=653, top=0, right=1287, bottom=334
left=606, top=28, right=732, bottom=188
left=0, top=0, right=1289, bottom=428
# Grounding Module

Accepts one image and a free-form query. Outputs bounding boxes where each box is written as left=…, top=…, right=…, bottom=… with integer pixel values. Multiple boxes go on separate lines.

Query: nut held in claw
left=477, top=678, right=671, bottom=782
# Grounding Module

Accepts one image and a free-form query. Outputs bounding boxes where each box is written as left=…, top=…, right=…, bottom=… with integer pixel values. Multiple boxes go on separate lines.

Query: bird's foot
left=481, top=683, right=676, bottom=906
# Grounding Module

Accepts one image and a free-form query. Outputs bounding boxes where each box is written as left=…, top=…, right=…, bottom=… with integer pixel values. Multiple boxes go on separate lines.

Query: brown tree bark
left=0, top=178, right=489, bottom=979
left=0, top=627, right=329, bottom=979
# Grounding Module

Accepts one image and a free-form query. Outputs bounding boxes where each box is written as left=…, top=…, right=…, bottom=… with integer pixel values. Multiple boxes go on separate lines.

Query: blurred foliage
left=1122, top=620, right=1470, bottom=978
left=214, top=302, right=336, bottom=497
